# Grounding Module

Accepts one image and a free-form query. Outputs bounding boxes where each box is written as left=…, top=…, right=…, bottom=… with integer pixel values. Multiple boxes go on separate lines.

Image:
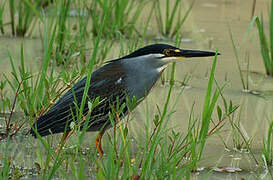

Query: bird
left=30, top=43, right=219, bottom=156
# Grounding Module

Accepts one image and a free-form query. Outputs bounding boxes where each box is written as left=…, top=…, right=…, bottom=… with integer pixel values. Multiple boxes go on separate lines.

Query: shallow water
left=1, top=0, right=273, bottom=179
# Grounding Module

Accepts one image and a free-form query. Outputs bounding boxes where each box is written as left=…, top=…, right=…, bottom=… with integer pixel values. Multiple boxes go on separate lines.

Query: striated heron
left=30, top=44, right=219, bottom=156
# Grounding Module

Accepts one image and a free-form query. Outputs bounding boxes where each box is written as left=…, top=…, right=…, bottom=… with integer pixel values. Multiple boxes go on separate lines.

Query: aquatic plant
left=154, top=0, right=195, bottom=37
left=8, top=0, right=43, bottom=37
left=228, top=25, right=250, bottom=91
left=262, top=121, right=273, bottom=166
left=253, top=0, right=273, bottom=76
left=0, top=0, right=6, bottom=34
left=38, top=0, right=91, bottom=66
left=89, top=0, right=146, bottom=38
left=54, top=0, right=73, bottom=65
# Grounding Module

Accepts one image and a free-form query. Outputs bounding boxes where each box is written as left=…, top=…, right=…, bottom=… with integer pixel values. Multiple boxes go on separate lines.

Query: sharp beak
left=177, top=49, right=220, bottom=58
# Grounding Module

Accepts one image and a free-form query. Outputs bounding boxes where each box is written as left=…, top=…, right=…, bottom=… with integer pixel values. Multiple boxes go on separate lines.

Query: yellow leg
left=96, top=133, right=104, bottom=157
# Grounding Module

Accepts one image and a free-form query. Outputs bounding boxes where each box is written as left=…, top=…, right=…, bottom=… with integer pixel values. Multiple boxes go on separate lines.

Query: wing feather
left=31, top=62, right=129, bottom=137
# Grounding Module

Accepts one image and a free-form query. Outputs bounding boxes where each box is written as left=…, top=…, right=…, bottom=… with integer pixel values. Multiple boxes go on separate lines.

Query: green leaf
left=217, top=105, right=222, bottom=120
left=124, top=127, right=128, bottom=138
left=153, top=114, right=159, bottom=125
left=88, top=101, right=92, bottom=111
left=229, top=100, right=233, bottom=113
left=70, top=121, right=76, bottom=130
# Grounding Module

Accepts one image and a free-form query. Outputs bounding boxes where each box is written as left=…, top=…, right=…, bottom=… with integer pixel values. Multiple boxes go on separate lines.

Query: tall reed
left=154, top=0, right=195, bottom=37
left=90, top=0, right=145, bottom=38
left=253, top=0, right=273, bottom=76
left=8, top=0, right=43, bottom=36
left=0, top=0, right=6, bottom=34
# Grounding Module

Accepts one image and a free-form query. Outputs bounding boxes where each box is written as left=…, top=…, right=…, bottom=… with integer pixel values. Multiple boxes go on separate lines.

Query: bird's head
left=120, top=44, right=219, bottom=73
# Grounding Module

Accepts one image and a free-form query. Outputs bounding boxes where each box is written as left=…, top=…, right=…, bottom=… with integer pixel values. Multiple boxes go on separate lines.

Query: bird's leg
left=96, top=132, right=104, bottom=157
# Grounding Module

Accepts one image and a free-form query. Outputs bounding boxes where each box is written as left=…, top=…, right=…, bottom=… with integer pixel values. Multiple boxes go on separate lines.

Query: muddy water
left=1, top=0, right=273, bottom=179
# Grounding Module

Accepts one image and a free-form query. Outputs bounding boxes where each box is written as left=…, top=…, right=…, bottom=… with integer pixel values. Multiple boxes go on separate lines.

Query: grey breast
left=121, top=55, right=162, bottom=99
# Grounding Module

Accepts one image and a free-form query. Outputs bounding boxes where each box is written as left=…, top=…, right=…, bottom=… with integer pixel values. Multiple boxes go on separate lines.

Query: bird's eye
left=163, top=49, right=172, bottom=56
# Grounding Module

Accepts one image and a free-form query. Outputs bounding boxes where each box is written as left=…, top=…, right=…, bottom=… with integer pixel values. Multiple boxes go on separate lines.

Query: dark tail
left=30, top=112, right=52, bottom=138
left=29, top=110, right=67, bottom=138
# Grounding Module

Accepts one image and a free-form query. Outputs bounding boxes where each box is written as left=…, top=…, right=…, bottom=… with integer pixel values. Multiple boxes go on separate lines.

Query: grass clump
left=89, top=0, right=146, bottom=38
left=39, top=0, right=91, bottom=66
left=0, top=0, right=6, bottom=34
left=262, top=121, right=273, bottom=166
left=8, top=0, right=43, bottom=37
left=154, top=0, right=195, bottom=37
left=54, top=0, right=73, bottom=65
left=253, top=0, right=273, bottom=76
left=229, top=106, right=253, bottom=152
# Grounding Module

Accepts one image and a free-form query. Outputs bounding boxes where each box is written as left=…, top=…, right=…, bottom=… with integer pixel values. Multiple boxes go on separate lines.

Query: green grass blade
left=171, top=0, right=195, bottom=37
left=198, top=53, right=218, bottom=157
left=228, top=24, right=246, bottom=89
left=36, top=18, right=57, bottom=109
left=270, top=0, right=273, bottom=68
left=166, top=0, right=179, bottom=35
left=255, top=17, right=271, bottom=75
left=23, top=0, right=42, bottom=21
left=9, top=0, right=15, bottom=35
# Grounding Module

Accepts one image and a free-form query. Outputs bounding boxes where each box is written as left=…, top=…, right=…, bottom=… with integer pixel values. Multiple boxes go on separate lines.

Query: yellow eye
left=163, top=49, right=172, bottom=56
